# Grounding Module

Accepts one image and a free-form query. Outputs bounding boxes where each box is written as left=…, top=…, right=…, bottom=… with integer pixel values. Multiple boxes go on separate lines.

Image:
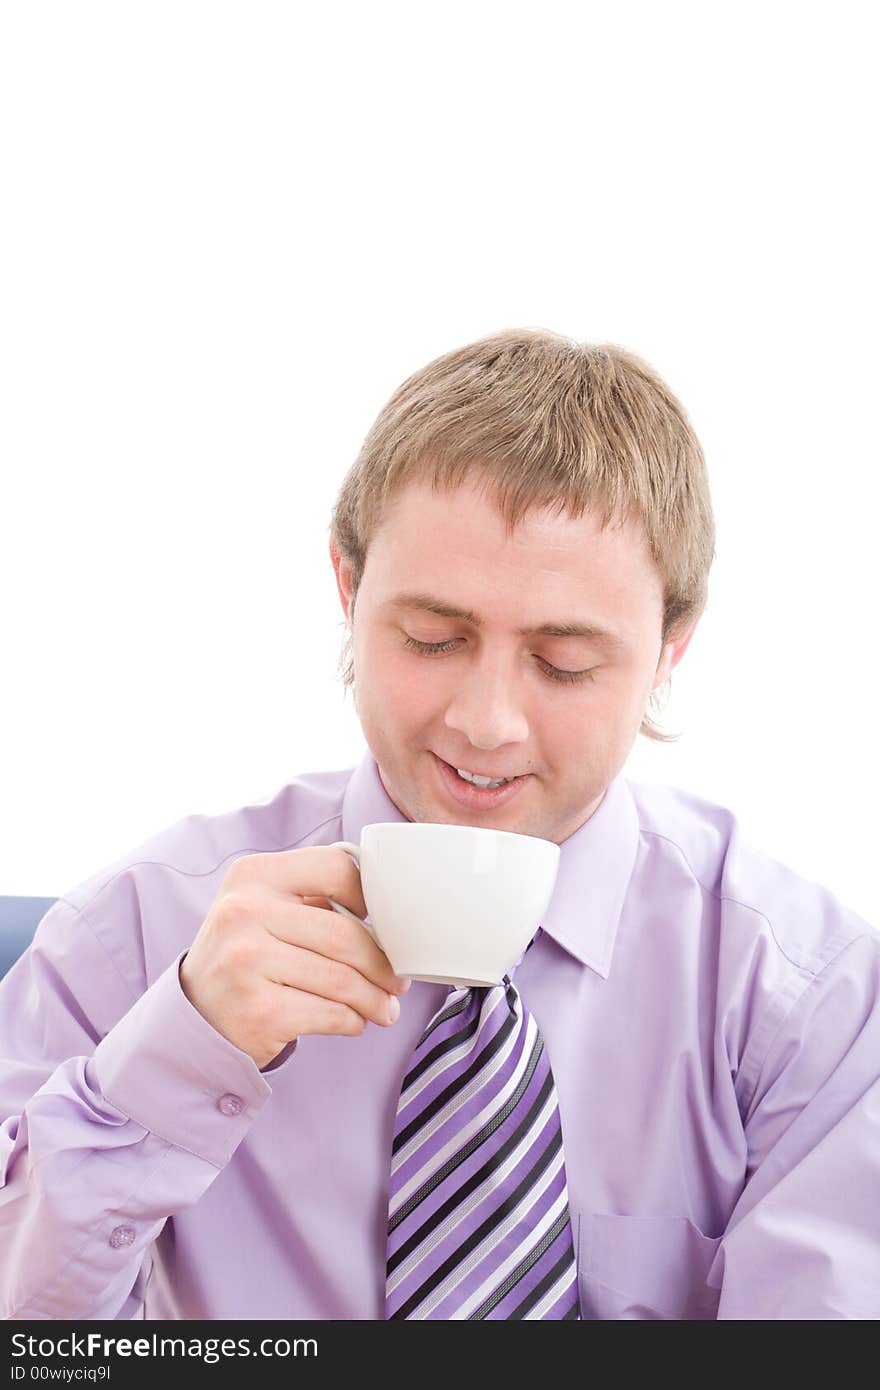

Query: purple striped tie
left=385, top=969, right=581, bottom=1319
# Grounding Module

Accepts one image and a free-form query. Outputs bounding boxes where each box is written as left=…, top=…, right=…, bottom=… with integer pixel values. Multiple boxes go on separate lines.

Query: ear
left=329, top=538, right=355, bottom=626
left=651, top=611, right=703, bottom=691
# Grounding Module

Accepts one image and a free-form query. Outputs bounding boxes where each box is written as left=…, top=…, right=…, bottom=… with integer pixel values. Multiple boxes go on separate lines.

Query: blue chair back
left=0, top=896, right=58, bottom=977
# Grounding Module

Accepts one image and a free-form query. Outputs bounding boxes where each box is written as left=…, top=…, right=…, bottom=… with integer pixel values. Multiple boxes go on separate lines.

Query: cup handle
left=326, top=841, right=380, bottom=948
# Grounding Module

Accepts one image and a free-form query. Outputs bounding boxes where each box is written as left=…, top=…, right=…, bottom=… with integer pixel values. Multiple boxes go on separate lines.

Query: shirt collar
left=341, top=750, right=640, bottom=980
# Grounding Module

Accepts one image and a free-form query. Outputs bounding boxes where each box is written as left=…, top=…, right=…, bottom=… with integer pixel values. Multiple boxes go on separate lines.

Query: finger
left=260, top=941, right=402, bottom=1029
left=251, top=899, right=409, bottom=994
left=227, top=845, right=369, bottom=921
left=264, top=980, right=373, bottom=1039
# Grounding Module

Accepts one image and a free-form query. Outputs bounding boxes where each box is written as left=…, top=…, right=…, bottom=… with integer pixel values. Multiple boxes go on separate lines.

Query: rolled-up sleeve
left=0, top=898, right=280, bottom=1320
left=714, top=931, right=880, bottom=1318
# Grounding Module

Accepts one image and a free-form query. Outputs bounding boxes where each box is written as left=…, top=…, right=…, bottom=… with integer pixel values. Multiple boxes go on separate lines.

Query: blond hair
left=329, top=327, right=715, bottom=742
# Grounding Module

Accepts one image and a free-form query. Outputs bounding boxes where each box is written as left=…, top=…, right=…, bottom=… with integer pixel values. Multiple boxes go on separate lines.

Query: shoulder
left=38, top=765, right=355, bottom=998
left=624, top=777, right=879, bottom=1111
left=626, top=776, right=877, bottom=972
left=61, top=765, right=353, bottom=906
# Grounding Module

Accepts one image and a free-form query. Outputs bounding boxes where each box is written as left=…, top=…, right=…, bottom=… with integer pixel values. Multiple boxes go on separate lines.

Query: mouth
left=430, top=751, right=532, bottom=811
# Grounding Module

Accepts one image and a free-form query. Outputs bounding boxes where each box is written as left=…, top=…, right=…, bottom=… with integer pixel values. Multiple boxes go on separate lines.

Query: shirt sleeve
left=713, top=930, right=880, bottom=1318
left=0, top=897, right=294, bottom=1320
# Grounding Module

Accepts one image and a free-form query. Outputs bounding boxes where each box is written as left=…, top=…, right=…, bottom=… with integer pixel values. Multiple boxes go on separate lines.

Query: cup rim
left=360, top=821, right=559, bottom=852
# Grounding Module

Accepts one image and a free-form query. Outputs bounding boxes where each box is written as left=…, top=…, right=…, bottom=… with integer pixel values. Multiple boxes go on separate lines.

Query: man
left=1, top=329, right=878, bottom=1319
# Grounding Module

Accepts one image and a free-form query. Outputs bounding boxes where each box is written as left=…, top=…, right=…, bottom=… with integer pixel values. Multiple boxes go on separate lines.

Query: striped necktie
left=384, top=952, right=581, bottom=1319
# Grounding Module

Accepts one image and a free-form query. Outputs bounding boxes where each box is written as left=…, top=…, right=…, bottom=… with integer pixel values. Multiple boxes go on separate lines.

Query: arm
left=0, top=898, right=283, bottom=1319
left=713, top=931, right=880, bottom=1318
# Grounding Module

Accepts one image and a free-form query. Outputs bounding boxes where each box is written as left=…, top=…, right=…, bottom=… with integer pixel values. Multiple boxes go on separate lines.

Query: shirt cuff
left=91, top=950, right=278, bottom=1166
left=260, top=1036, right=299, bottom=1073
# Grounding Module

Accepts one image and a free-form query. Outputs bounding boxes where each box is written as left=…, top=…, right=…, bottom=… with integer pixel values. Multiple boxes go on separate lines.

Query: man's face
left=331, top=478, right=698, bottom=843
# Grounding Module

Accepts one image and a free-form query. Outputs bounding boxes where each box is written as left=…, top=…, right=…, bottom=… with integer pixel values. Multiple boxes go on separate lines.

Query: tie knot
left=446, top=930, right=537, bottom=1013
left=451, top=975, right=518, bottom=1018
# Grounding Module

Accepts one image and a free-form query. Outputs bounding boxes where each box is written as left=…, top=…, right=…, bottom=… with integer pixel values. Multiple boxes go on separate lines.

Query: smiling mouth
left=436, top=754, right=520, bottom=782
left=431, top=752, right=532, bottom=803
left=454, top=768, right=516, bottom=788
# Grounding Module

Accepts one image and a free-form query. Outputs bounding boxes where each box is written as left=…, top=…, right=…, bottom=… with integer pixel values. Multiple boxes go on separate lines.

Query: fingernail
left=387, top=995, right=401, bottom=1023
left=395, top=976, right=412, bottom=993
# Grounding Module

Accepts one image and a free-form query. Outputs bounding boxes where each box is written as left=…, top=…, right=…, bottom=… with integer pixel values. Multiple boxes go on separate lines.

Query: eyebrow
left=386, top=592, right=627, bottom=648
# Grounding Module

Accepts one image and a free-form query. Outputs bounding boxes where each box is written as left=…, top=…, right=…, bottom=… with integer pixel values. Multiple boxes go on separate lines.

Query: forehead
left=373, top=477, right=648, bottom=552
left=364, top=479, right=662, bottom=633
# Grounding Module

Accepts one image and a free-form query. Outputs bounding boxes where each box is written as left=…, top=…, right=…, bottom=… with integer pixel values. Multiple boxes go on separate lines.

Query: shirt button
left=109, top=1225, right=136, bottom=1249
left=218, top=1093, right=244, bottom=1116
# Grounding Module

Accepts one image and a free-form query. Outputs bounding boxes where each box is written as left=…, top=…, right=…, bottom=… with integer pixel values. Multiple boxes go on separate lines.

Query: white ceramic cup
left=326, top=821, right=560, bottom=987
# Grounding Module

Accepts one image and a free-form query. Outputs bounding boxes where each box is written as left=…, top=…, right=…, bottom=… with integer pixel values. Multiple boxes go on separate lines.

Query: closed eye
left=401, top=635, right=596, bottom=685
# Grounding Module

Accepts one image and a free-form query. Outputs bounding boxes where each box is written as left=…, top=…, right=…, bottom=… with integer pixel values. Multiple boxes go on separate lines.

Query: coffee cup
left=326, top=821, right=560, bottom=987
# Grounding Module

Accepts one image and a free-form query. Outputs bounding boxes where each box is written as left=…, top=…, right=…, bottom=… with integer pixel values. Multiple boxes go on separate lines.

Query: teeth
left=455, top=767, right=511, bottom=789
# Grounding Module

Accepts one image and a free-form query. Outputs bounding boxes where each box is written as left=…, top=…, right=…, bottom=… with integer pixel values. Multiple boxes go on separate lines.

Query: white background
left=1, top=2, right=877, bottom=924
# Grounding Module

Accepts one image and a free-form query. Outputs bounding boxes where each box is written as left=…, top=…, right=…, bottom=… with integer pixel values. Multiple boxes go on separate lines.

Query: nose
left=442, top=650, right=530, bottom=750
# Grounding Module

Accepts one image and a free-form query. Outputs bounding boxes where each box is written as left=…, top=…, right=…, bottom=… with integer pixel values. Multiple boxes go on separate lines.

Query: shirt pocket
left=577, top=1212, right=723, bottom=1320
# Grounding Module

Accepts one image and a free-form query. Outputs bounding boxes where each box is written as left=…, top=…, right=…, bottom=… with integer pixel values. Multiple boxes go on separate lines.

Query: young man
left=1, top=330, right=877, bottom=1320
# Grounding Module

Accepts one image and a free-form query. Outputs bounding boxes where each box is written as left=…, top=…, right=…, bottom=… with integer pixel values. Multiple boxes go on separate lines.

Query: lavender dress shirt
left=1, top=751, right=878, bottom=1320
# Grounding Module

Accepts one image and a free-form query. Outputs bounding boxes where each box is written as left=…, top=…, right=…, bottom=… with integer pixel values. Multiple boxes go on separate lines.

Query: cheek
left=536, top=687, right=620, bottom=752
left=376, top=652, right=442, bottom=715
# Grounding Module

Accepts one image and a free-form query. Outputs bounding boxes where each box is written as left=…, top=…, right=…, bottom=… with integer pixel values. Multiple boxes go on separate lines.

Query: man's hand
left=179, top=847, right=410, bottom=1069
